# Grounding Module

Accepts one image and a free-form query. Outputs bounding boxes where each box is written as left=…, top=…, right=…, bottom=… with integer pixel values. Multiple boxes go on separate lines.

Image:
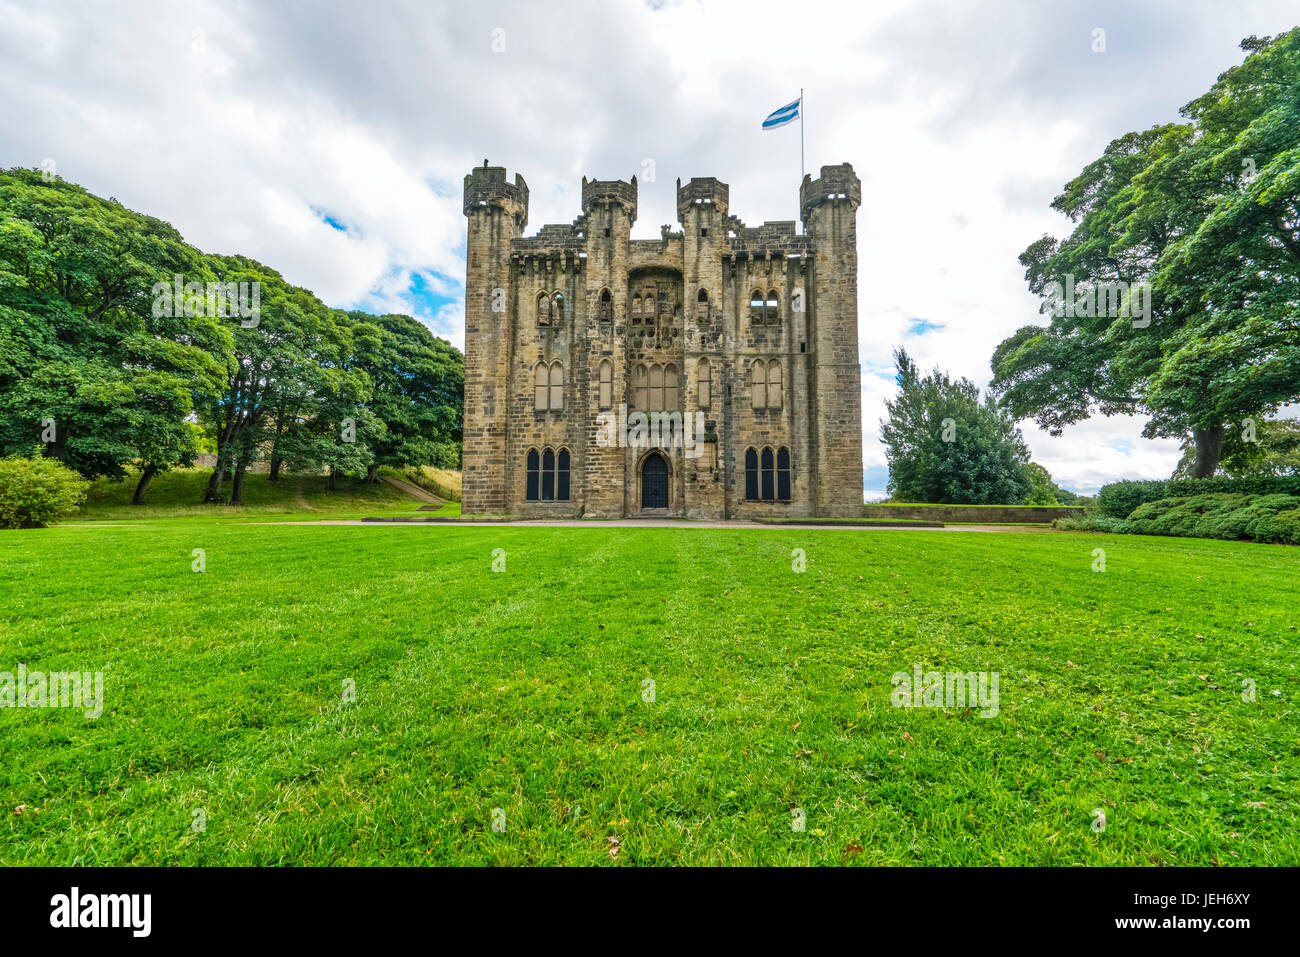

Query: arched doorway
left=641, top=451, right=669, bottom=509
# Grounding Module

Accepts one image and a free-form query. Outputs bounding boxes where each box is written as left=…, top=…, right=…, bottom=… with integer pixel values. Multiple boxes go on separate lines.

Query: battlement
left=463, top=162, right=529, bottom=230
left=581, top=176, right=637, bottom=222
left=676, top=177, right=730, bottom=221
left=799, top=163, right=860, bottom=222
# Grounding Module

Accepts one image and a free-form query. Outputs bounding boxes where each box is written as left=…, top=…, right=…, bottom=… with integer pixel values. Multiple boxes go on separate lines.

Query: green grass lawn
left=0, top=521, right=1296, bottom=865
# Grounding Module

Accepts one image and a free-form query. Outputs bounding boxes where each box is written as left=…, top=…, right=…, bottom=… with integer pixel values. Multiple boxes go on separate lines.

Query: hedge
left=1123, top=493, right=1300, bottom=544
left=1097, top=476, right=1300, bottom=518
left=0, top=456, right=90, bottom=528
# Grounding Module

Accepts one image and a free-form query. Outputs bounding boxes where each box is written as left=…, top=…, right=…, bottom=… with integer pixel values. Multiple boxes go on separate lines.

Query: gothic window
left=761, top=447, right=775, bottom=501
left=526, top=447, right=570, bottom=502
left=549, top=360, right=564, bottom=411
left=649, top=364, right=664, bottom=411
left=696, top=288, right=709, bottom=321
left=745, top=447, right=759, bottom=501
left=767, top=360, right=783, bottom=410
left=664, top=364, right=678, bottom=410
left=633, top=363, right=648, bottom=410
left=632, top=296, right=642, bottom=323
left=542, top=448, right=555, bottom=500
left=526, top=448, right=540, bottom=500
left=777, top=447, right=791, bottom=500
left=599, top=288, right=613, bottom=323
left=749, top=290, right=765, bottom=324
left=598, top=358, right=613, bottom=410
left=557, top=449, right=570, bottom=501
left=751, top=359, right=767, bottom=410
left=697, top=358, right=711, bottom=410
left=534, top=363, right=548, bottom=411
left=766, top=289, right=780, bottom=324
left=553, top=292, right=564, bottom=323
left=537, top=293, right=552, bottom=326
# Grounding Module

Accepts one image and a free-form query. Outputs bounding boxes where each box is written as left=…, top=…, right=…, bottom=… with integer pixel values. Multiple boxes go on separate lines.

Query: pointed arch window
left=664, top=364, right=678, bottom=410
left=777, top=447, right=791, bottom=500
left=767, top=360, right=783, bottom=410
left=649, top=364, right=664, bottom=411
left=599, top=288, right=613, bottom=322
left=534, top=363, right=549, bottom=410
left=766, top=289, right=780, bottom=324
left=526, top=449, right=540, bottom=500
left=632, top=296, right=642, bottom=323
left=598, top=358, right=613, bottom=410
left=751, top=360, right=767, bottom=410
left=745, top=447, right=759, bottom=501
left=557, top=449, right=570, bottom=501
left=549, top=360, right=564, bottom=411
left=537, top=293, right=552, bottom=326
left=552, top=292, right=564, bottom=324
left=749, top=289, right=765, bottom=324
left=541, top=448, right=555, bottom=500
left=697, top=358, right=711, bottom=410
left=761, top=447, right=775, bottom=501
left=633, top=364, right=648, bottom=410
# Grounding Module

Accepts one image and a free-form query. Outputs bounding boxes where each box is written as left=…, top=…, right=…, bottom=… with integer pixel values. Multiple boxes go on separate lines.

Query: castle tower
left=462, top=163, right=528, bottom=513
left=579, top=175, right=637, bottom=517
left=801, top=164, right=864, bottom=517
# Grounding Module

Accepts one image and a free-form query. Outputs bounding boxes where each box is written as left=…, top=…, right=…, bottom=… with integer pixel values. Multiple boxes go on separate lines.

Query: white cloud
left=3, top=0, right=1294, bottom=492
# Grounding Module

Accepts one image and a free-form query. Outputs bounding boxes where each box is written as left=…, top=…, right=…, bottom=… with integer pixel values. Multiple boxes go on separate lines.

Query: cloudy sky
left=2, top=0, right=1295, bottom=495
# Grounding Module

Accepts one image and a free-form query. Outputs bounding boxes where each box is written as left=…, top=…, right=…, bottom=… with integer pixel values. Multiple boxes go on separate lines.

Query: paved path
left=379, top=474, right=446, bottom=505
left=253, top=518, right=1059, bottom=532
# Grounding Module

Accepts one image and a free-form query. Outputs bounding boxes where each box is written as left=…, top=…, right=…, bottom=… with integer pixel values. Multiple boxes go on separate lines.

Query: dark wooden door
left=641, top=454, right=668, bottom=509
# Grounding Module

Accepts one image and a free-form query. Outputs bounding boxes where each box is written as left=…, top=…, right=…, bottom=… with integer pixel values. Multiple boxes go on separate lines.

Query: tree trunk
left=269, top=457, right=282, bottom=482
left=328, top=467, right=338, bottom=492
left=205, top=466, right=225, bottom=503
left=131, top=466, right=159, bottom=505
left=230, top=466, right=247, bottom=506
left=364, top=464, right=378, bottom=484
left=1192, top=425, right=1225, bottom=478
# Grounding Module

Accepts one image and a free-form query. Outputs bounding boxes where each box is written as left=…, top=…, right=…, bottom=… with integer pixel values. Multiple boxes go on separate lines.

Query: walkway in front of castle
left=255, top=519, right=1060, bottom=533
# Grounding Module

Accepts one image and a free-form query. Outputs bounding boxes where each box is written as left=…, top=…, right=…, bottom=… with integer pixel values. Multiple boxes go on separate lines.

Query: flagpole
left=799, top=88, right=805, bottom=231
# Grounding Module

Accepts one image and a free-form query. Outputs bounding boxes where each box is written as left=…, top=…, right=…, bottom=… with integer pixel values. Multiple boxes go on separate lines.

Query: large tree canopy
left=0, top=168, right=465, bottom=505
left=991, top=31, right=1300, bottom=477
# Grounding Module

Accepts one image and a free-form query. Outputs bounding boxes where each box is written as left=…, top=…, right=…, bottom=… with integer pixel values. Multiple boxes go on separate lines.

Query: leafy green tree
left=991, top=31, right=1300, bottom=477
left=1173, top=417, right=1300, bottom=478
left=0, top=169, right=230, bottom=501
left=882, top=348, right=1033, bottom=504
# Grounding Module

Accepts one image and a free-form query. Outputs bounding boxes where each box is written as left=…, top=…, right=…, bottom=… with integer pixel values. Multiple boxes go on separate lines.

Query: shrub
left=1124, top=492, right=1300, bottom=544
left=0, top=456, right=90, bottom=528
left=1097, top=480, right=1169, bottom=518
left=1052, top=514, right=1128, bottom=533
left=1098, top=475, right=1300, bottom=518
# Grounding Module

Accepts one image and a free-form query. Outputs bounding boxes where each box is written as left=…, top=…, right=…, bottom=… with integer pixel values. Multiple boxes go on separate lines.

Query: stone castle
left=460, top=161, right=864, bottom=518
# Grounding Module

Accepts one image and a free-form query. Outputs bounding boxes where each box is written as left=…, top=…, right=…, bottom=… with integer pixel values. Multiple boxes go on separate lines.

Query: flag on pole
left=762, top=97, right=801, bottom=131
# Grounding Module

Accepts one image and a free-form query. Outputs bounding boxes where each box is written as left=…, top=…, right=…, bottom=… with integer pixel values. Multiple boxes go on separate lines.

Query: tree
left=881, top=348, right=1033, bottom=504
left=0, top=169, right=230, bottom=499
left=991, top=31, right=1300, bottom=477
left=1172, top=417, right=1300, bottom=478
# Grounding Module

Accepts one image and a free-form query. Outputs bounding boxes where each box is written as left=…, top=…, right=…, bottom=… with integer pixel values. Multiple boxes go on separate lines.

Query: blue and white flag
left=762, top=97, right=800, bottom=131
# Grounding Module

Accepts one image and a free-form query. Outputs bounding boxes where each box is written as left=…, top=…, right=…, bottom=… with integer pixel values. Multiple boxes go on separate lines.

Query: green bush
left=1097, top=480, right=1169, bottom=518
left=1098, top=475, right=1300, bottom=518
left=1123, top=492, right=1300, bottom=544
left=1052, top=514, right=1129, bottom=533
left=0, top=456, right=90, bottom=528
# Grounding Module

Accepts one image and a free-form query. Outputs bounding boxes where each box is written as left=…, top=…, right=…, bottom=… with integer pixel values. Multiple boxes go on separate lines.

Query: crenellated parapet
left=799, top=163, right=860, bottom=223
left=676, top=177, right=729, bottom=222
left=463, top=163, right=529, bottom=230
left=581, top=176, right=637, bottom=223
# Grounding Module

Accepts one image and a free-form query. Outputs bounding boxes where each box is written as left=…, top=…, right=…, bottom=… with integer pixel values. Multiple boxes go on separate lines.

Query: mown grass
left=0, top=523, right=1296, bottom=865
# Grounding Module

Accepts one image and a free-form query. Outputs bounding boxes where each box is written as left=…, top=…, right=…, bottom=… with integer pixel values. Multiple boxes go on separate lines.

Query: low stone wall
left=862, top=504, right=1085, bottom=524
